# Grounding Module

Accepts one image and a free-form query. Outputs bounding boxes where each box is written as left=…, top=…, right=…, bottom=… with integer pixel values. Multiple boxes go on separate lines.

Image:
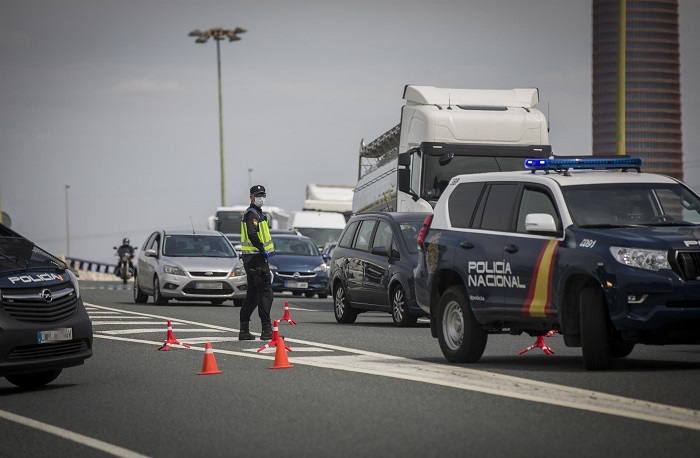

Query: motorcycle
left=113, top=246, right=136, bottom=284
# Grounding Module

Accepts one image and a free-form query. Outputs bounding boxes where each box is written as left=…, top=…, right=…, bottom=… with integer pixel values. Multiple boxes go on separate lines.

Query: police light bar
left=524, top=157, right=642, bottom=172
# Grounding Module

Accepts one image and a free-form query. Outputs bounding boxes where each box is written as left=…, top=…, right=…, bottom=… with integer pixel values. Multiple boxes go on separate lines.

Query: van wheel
left=579, top=284, right=613, bottom=370
left=391, top=284, right=417, bottom=327
left=134, top=276, right=148, bottom=304
left=5, top=369, right=62, bottom=388
left=334, top=283, right=357, bottom=324
left=153, top=276, right=169, bottom=305
left=437, top=285, right=487, bottom=363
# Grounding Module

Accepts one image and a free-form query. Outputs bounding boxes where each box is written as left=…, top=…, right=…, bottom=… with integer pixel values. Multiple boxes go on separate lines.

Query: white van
left=291, top=211, right=347, bottom=248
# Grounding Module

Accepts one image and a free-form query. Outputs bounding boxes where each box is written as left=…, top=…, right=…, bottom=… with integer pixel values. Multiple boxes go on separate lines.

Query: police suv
left=414, top=157, right=700, bottom=370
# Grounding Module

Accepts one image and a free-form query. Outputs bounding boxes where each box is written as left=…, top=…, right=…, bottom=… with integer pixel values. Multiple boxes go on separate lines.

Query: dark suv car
left=415, top=157, right=700, bottom=370
left=330, top=212, right=431, bottom=326
left=0, top=223, right=93, bottom=387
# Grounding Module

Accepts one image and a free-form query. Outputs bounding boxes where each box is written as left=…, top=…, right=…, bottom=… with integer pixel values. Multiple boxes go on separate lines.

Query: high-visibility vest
left=240, top=208, right=274, bottom=254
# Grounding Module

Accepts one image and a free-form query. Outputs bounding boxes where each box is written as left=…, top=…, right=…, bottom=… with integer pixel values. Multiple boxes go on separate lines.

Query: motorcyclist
left=115, top=238, right=135, bottom=277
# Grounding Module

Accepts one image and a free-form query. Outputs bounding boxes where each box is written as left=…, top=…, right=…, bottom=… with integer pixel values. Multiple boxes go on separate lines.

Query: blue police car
left=414, top=157, right=700, bottom=370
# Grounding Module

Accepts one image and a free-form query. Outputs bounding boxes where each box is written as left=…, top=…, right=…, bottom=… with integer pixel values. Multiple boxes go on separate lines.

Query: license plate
left=38, top=328, right=73, bottom=344
left=285, top=281, right=308, bottom=288
left=195, top=282, right=223, bottom=289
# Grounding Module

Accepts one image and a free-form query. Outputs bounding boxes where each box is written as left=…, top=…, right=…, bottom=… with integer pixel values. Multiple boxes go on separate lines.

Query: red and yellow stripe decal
left=522, top=240, right=561, bottom=317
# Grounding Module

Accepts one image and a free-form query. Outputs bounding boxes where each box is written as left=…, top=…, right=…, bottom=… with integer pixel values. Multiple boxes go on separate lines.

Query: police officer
left=239, top=185, right=275, bottom=341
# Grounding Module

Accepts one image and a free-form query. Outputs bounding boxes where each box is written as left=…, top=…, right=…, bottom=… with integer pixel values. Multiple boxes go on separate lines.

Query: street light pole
left=65, top=184, right=70, bottom=257
left=248, top=168, right=253, bottom=190
left=189, top=27, right=247, bottom=207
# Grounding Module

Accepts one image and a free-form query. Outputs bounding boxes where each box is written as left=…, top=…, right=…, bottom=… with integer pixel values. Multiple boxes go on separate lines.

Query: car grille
left=188, top=271, right=229, bottom=277
left=276, top=272, right=317, bottom=280
left=1, top=283, right=78, bottom=323
left=6, top=339, right=89, bottom=362
left=674, top=251, right=700, bottom=281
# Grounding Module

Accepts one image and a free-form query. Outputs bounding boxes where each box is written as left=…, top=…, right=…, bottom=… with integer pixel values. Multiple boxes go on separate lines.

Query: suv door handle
left=460, top=241, right=474, bottom=249
left=505, top=244, right=519, bottom=254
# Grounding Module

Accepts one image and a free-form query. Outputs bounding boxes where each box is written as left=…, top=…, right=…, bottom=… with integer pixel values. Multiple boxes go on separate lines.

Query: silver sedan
left=133, top=230, right=246, bottom=306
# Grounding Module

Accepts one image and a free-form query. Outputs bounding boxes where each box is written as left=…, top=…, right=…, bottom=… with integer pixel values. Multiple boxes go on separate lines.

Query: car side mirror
left=144, top=249, right=157, bottom=258
left=525, top=213, right=558, bottom=234
left=371, top=246, right=389, bottom=257
left=322, top=253, right=331, bottom=263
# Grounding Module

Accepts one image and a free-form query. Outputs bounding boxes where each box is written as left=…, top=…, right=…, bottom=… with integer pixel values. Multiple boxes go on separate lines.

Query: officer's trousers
left=240, top=255, right=273, bottom=325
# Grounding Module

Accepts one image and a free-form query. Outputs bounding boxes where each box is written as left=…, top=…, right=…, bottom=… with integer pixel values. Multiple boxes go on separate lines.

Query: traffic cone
left=271, top=336, right=293, bottom=369
left=199, top=342, right=223, bottom=375
left=157, top=320, right=191, bottom=351
left=519, top=330, right=558, bottom=355
left=257, top=320, right=292, bottom=353
left=279, top=300, right=297, bottom=325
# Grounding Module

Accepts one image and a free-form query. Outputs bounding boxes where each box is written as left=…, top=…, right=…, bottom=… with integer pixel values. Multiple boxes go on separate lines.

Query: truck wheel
left=391, top=284, right=417, bottom=327
left=437, top=285, right=487, bottom=363
left=579, top=284, right=613, bottom=370
left=5, top=369, right=62, bottom=388
left=334, top=283, right=357, bottom=324
left=133, top=276, right=148, bottom=304
left=153, top=276, right=169, bottom=305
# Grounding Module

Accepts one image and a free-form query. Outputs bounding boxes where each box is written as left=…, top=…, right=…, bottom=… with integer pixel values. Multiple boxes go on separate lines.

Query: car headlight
left=314, top=263, right=330, bottom=272
left=269, top=264, right=278, bottom=271
left=610, top=247, right=670, bottom=271
left=66, top=269, right=81, bottom=298
left=163, top=265, right=186, bottom=276
left=231, top=266, right=246, bottom=277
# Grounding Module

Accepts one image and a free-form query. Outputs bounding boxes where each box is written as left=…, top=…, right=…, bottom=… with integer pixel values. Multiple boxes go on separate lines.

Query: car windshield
left=398, top=220, right=426, bottom=254
left=163, top=235, right=236, bottom=257
left=274, top=238, right=320, bottom=256
left=562, top=183, right=700, bottom=227
left=294, top=228, right=343, bottom=248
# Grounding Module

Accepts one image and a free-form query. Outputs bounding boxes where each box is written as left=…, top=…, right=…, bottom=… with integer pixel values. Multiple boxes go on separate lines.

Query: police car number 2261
left=414, top=157, right=700, bottom=370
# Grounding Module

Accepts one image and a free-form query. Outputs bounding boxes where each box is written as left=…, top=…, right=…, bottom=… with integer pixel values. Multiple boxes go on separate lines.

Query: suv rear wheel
left=437, top=285, right=487, bottom=363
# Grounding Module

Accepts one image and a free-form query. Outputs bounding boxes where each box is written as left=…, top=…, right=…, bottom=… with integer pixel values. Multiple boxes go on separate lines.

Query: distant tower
left=592, top=0, right=683, bottom=180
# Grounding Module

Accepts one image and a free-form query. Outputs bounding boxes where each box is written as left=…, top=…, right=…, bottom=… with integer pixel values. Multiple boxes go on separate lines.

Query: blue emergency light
left=524, top=157, right=642, bottom=172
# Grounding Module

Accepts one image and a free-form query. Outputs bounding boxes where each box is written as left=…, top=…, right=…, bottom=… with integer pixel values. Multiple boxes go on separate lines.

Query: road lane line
left=0, top=409, right=149, bottom=458
left=86, top=303, right=700, bottom=431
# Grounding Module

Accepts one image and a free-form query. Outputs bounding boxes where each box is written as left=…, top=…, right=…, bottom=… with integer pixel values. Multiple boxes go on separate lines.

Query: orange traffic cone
left=271, top=336, right=293, bottom=370
left=158, top=320, right=191, bottom=351
left=279, top=300, right=297, bottom=325
left=199, top=342, right=223, bottom=375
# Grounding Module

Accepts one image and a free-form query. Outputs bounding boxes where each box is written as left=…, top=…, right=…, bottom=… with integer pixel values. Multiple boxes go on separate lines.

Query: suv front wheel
left=437, top=285, right=487, bottom=363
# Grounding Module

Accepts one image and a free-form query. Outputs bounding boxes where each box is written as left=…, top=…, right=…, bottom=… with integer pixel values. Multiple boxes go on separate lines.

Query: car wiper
left=640, top=221, right=697, bottom=227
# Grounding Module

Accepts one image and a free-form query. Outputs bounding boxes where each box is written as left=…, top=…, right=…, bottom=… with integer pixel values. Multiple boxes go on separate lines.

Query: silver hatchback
left=133, top=230, right=247, bottom=306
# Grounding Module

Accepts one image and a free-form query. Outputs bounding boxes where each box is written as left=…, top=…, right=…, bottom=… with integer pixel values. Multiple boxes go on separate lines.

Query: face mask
left=254, top=197, right=265, bottom=207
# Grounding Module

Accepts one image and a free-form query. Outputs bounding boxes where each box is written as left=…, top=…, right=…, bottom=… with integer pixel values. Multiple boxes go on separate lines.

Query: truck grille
left=6, top=340, right=89, bottom=361
left=1, top=283, right=78, bottom=323
left=675, top=251, right=700, bottom=281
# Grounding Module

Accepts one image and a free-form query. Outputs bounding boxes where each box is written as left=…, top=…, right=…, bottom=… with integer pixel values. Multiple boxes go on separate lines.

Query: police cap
left=250, top=185, right=266, bottom=196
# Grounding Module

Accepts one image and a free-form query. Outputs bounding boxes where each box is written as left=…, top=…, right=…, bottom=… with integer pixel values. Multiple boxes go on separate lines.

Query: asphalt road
left=2, top=280, right=700, bottom=458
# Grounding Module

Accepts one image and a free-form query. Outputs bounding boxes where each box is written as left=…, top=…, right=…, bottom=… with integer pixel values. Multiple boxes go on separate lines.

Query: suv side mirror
left=525, top=213, right=558, bottom=234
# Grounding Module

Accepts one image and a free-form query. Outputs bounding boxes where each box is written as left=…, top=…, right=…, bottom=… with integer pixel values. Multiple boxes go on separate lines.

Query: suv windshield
left=163, top=235, right=235, bottom=257
left=562, top=183, right=700, bottom=227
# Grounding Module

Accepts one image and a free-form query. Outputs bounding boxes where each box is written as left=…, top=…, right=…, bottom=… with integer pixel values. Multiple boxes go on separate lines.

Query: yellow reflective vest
left=240, top=208, right=274, bottom=254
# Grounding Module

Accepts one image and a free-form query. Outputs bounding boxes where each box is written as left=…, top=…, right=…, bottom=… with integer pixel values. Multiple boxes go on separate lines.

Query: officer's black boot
left=260, top=321, right=272, bottom=341
left=238, top=321, right=255, bottom=341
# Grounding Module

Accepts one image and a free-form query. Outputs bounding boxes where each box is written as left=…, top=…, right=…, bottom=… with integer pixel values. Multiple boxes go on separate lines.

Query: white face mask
left=254, top=196, right=265, bottom=207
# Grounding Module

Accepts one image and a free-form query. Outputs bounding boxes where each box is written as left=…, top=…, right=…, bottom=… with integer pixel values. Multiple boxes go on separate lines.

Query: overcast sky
left=1, top=0, right=699, bottom=265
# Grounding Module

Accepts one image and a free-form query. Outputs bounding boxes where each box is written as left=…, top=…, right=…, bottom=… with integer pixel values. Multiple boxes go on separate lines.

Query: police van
left=414, top=157, right=700, bottom=370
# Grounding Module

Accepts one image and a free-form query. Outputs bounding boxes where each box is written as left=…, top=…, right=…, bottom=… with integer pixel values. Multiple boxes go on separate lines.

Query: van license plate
left=38, top=328, right=73, bottom=344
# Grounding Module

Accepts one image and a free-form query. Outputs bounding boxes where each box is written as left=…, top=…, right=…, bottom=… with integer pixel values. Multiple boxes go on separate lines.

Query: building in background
left=592, top=0, right=683, bottom=180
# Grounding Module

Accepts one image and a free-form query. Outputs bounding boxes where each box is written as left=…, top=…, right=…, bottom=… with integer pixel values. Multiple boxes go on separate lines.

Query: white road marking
left=243, top=347, right=333, bottom=353
left=0, top=409, right=148, bottom=458
left=85, top=303, right=700, bottom=431
left=91, top=321, right=163, bottom=326
left=96, top=328, right=224, bottom=335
